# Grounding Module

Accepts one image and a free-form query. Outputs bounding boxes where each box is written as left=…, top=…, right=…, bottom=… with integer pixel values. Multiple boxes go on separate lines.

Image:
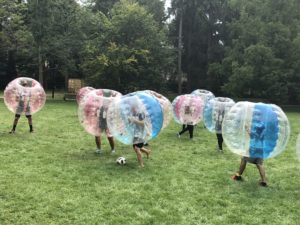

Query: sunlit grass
left=0, top=99, right=300, bottom=225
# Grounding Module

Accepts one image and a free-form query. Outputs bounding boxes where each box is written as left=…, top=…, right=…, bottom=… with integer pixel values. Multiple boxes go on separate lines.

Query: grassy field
left=0, top=98, right=300, bottom=225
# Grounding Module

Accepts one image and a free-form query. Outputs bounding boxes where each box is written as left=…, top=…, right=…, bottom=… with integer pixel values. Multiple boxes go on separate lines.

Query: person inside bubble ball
left=129, top=106, right=151, bottom=168
left=95, top=105, right=115, bottom=154
left=177, top=105, right=194, bottom=139
left=232, top=111, right=267, bottom=187
left=215, top=108, right=225, bottom=152
left=9, top=80, right=34, bottom=134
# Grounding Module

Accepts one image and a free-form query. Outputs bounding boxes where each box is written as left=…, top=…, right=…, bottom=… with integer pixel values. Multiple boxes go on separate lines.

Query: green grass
left=0, top=99, right=300, bottom=225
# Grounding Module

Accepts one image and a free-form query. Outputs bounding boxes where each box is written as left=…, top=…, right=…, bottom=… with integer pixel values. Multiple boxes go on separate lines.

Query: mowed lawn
left=0, top=98, right=300, bottom=225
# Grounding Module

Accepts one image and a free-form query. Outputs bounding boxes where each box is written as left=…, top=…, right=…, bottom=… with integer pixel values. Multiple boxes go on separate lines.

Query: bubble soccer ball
left=222, top=102, right=290, bottom=159
left=191, top=89, right=215, bottom=106
left=78, top=89, right=122, bottom=136
left=136, top=90, right=172, bottom=129
left=172, top=94, right=204, bottom=125
left=116, top=156, right=126, bottom=165
left=4, top=77, right=46, bottom=115
left=203, top=97, right=235, bottom=134
left=107, top=92, right=163, bottom=145
left=76, top=86, right=95, bottom=104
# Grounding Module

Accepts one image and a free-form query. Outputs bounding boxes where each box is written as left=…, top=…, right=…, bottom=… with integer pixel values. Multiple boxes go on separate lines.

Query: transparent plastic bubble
left=296, top=134, right=300, bottom=161
left=76, top=86, right=95, bottom=104
left=172, top=94, right=204, bottom=125
left=203, top=97, right=235, bottom=134
left=107, top=92, right=163, bottom=145
left=222, top=102, right=290, bottom=159
left=78, top=89, right=122, bottom=136
left=191, top=89, right=215, bottom=106
left=136, top=90, right=172, bottom=129
left=4, top=77, right=46, bottom=115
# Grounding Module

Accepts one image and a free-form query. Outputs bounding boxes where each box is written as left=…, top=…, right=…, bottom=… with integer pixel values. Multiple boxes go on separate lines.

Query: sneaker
left=9, top=130, right=15, bottom=134
left=177, top=133, right=181, bottom=138
left=218, top=149, right=223, bottom=153
left=30, top=130, right=34, bottom=133
left=95, top=149, right=102, bottom=154
left=111, top=149, right=116, bottom=154
left=259, top=181, right=268, bottom=187
left=231, top=174, right=243, bottom=181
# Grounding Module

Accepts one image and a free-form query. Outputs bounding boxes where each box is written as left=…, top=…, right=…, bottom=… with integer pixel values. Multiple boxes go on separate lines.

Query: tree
left=82, top=0, right=174, bottom=93
left=0, top=0, right=33, bottom=88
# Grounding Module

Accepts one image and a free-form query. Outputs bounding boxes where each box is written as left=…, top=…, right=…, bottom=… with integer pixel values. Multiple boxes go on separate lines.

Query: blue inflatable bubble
left=222, top=102, right=290, bottom=159
left=107, top=92, right=163, bottom=145
left=203, top=97, right=235, bottom=134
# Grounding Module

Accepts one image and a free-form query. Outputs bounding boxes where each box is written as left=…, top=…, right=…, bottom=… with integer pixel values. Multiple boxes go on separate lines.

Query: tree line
left=1, top=0, right=300, bottom=103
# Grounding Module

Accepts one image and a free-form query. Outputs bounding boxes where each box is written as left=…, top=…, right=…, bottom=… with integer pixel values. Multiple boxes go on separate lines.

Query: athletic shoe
left=231, top=174, right=243, bottom=181
left=259, top=181, right=268, bottom=187
left=111, top=149, right=116, bottom=154
left=95, top=149, right=102, bottom=154
left=177, top=133, right=181, bottom=138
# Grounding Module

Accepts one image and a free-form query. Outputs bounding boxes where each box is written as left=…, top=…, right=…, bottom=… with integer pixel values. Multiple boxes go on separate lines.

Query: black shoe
left=259, top=181, right=268, bottom=187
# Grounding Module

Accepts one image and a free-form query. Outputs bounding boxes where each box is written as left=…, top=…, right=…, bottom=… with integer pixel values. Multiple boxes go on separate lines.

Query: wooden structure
left=63, top=78, right=84, bottom=100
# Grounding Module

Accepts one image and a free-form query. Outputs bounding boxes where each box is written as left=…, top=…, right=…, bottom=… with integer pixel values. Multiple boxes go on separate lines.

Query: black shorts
left=133, top=143, right=144, bottom=148
left=242, top=157, right=263, bottom=165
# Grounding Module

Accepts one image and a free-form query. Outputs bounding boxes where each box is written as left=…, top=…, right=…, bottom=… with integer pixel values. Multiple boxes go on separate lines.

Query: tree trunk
left=177, top=5, right=183, bottom=94
left=38, top=44, right=43, bottom=85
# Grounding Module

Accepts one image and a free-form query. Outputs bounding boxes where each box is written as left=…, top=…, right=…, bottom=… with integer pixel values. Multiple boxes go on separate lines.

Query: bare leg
left=140, top=147, right=151, bottom=159
left=27, top=115, right=33, bottom=132
left=95, top=136, right=101, bottom=153
left=108, top=137, right=115, bottom=151
left=237, top=158, right=247, bottom=175
left=256, top=164, right=267, bottom=183
left=134, top=146, right=144, bottom=167
left=10, top=116, right=20, bottom=133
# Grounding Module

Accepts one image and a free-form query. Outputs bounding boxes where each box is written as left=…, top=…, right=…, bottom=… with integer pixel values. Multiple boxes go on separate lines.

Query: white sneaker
left=177, top=133, right=181, bottom=138
left=111, top=149, right=116, bottom=154
left=95, top=149, right=102, bottom=154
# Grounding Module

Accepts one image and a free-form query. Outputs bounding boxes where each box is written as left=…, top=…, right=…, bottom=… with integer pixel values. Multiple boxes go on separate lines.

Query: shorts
left=133, top=143, right=144, bottom=149
left=15, top=114, right=31, bottom=118
left=242, top=157, right=263, bottom=165
left=100, top=128, right=112, bottom=138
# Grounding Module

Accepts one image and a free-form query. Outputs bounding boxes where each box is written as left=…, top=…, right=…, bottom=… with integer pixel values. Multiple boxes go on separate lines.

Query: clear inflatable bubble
left=107, top=92, right=163, bottom=145
left=4, top=77, right=46, bottom=115
left=222, top=102, right=290, bottom=159
left=136, top=90, right=172, bottom=129
left=76, top=86, right=95, bottom=104
left=296, top=134, right=300, bottom=161
left=191, top=89, right=215, bottom=106
left=78, top=89, right=122, bottom=136
left=172, top=94, right=204, bottom=125
left=203, top=97, right=235, bottom=134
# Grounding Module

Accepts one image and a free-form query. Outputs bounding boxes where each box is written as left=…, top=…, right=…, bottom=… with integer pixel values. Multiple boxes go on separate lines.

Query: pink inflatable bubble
left=172, top=94, right=204, bottom=125
left=78, top=89, right=122, bottom=136
left=76, top=86, right=95, bottom=104
left=4, top=77, right=46, bottom=115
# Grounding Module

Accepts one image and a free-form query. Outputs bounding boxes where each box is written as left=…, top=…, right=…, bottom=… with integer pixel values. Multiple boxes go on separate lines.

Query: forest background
left=1, top=0, right=300, bottom=103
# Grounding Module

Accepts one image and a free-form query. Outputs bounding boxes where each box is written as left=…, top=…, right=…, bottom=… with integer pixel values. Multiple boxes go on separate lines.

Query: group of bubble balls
left=3, top=77, right=298, bottom=161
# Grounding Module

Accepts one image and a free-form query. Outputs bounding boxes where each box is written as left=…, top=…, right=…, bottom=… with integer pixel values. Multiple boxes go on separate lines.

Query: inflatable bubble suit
left=172, top=94, right=204, bottom=125
left=222, top=102, right=290, bottom=159
left=107, top=92, right=163, bottom=145
left=4, top=77, right=46, bottom=115
left=78, top=89, right=122, bottom=136
left=191, top=89, right=215, bottom=106
left=296, top=134, right=300, bottom=162
left=133, top=90, right=172, bottom=129
left=76, top=86, right=95, bottom=104
left=203, top=97, right=235, bottom=134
